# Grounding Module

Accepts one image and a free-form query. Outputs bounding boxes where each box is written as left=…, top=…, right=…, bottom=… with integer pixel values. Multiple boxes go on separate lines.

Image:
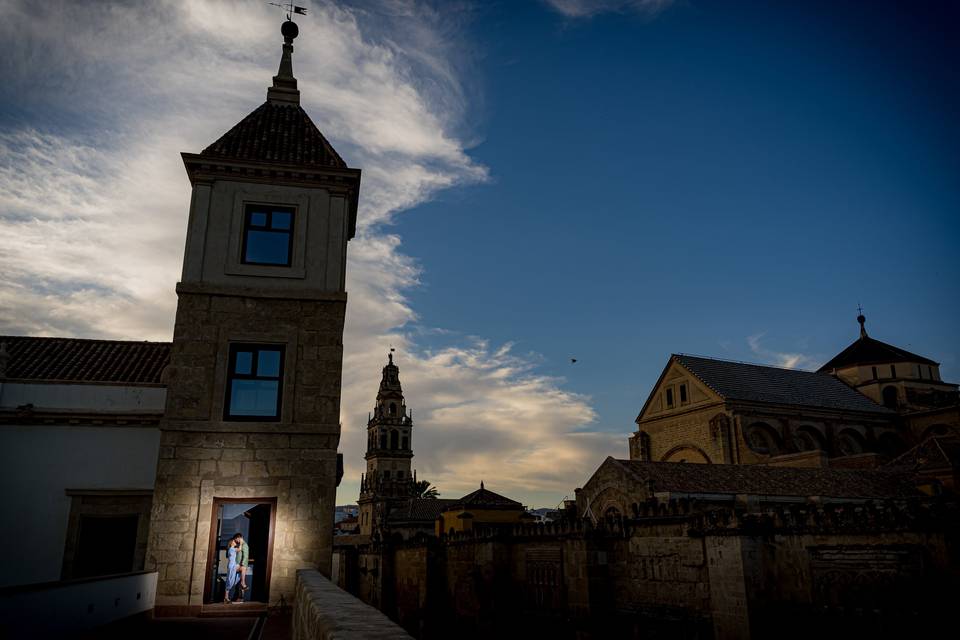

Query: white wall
left=0, top=424, right=161, bottom=587
left=0, top=382, right=166, bottom=413
left=0, top=571, right=157, bottom=638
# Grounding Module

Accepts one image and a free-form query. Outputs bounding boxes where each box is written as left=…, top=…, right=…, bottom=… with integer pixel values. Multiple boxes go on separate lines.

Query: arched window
left=389, top=403, right=397, bottom=416
left=745, top=423, right=783, bottom=456
left=390, top=430, right=399, bottom=450
left=837, top=429, right=866, bottom=456
left=882, top=386, right=899, bottom=410
left=379, top=431, right=387, bottom=449
left=604, top=506, right=621, bottom=519
left=793, top=427, right=826, bottom=452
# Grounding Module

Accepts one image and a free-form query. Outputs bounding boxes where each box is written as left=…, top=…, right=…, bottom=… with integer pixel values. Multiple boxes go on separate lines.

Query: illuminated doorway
left=204, top=498, right=276, bottom=605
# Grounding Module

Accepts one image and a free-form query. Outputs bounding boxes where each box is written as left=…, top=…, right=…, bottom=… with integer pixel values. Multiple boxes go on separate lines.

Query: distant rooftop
left=0, top=336, right=170, bottom=385
left=387, top=498, right=459, bottom=523
left=819, top=335, right=937, bottom=372
left=448, top=483, right=524, bottom=510
left=612, top=458, right=920, bottom=499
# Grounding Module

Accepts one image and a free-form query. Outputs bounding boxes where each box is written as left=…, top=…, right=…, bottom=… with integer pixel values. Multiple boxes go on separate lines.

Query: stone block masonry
left=293, top=570, right=412, bottom=640
left=146, top=290, right=346, bottom=613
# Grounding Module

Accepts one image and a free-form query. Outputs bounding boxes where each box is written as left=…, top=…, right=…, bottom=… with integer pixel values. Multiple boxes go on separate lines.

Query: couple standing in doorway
left=223, top=533, right=249, bottom=603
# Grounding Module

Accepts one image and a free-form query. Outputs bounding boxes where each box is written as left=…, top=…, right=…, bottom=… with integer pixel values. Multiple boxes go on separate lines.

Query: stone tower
left=146, top=19, right=361, bottom=614
left=358, top=353, right=415, bottom=536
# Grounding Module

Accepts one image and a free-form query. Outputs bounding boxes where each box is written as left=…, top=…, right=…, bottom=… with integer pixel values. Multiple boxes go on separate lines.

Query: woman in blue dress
left=224, top=538, right=240, bottom=603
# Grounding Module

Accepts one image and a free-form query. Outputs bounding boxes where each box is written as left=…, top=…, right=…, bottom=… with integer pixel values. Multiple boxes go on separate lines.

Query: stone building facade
left=146, top=20, right=361, bottom=614
left=819, top=314, right=960, bottom=441
left=631, top=317, right=959, bottom=470
left=631, top=353, right=902, bottom=468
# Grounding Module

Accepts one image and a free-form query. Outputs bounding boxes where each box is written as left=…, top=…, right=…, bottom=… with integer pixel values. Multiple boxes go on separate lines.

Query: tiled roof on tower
left=199, top=17, right=346, bottom=169
left=201, top=102, right=346, bottom=168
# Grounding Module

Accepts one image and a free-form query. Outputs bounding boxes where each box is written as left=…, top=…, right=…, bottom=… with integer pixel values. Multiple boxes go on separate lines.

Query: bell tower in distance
left=358, top=353, right=415, bottom=536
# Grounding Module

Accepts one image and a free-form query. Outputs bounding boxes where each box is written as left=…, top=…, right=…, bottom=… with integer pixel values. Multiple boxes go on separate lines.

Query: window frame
left=240, top=204, right=296, bottom=267
left=224, top=343, right=285, bottom=422
left=665, top=387, right=674, bottom=409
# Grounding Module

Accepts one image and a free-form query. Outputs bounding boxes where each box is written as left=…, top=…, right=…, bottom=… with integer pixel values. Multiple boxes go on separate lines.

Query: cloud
left=542, top=0, right=676, bottom=19
left=0, top=0, right=619, bottom=506
left=746, top=333, right=819, bottom=370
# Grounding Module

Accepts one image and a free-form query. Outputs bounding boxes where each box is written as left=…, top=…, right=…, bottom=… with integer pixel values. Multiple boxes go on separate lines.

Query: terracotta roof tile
left=0, top=336, right=170, bottom=385
left=201, top=102, right=346, bottom=168
left=614, top=459, right=920, bottom=499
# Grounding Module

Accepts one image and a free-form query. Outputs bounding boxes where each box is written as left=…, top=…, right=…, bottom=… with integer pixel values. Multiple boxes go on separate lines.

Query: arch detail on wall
left=661, top=444, right=712, bottom=464
left=744, top=422, right=784, bottom=456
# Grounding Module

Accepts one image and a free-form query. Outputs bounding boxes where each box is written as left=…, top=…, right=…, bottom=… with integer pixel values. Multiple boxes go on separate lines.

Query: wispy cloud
left=542, top=0, right=676, bottom=19
left=746, top=332, right=818, bottom=370
left=0, top=0, right=620, bottom=506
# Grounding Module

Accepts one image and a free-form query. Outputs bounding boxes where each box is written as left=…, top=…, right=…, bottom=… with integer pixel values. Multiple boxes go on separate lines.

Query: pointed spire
left=267, top=20, right=301, bottom=105
left=480, top=480, right=485, bottom=490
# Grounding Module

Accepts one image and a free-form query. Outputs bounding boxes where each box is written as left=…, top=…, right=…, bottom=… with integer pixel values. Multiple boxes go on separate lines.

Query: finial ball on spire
left=281, top=19, right=299, bottom=41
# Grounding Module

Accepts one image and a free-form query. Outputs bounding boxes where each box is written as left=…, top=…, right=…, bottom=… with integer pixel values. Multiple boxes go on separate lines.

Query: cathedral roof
left=610, top=458, right=921, bottom=499
left=673, top=354, right=891, bottom=414
left=818, top=336, right=937, bottom=372
left=0, top=335, right=170, bottom=386
left=200, top=101, right=347, bottom=168
left=818, top=313, right=937, bottom=372
left=448, top=484, right=524, bottom=510
left=887, top=436, right=960, bottom=472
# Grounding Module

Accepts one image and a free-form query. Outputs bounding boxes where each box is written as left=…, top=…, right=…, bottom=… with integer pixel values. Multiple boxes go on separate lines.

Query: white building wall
left=0, top=381, right=164, bottom=588
left=0, top=383, right=166, bottom=413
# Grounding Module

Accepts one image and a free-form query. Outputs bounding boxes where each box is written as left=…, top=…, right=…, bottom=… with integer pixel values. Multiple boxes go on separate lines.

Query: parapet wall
left=335, top=497, right=960, bottom=639
left=292, top=569, right=411, bottom=640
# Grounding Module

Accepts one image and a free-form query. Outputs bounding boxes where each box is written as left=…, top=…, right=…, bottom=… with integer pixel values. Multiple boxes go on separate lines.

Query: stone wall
left=292, top=569, right=411, bottom=640
left=146, top=289, right=345, bottom=613
left=336, top=500, right=960, bottom=639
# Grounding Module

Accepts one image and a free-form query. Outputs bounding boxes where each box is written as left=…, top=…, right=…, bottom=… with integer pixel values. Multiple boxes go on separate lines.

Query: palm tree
left=413, top=479, right=440, bottom=499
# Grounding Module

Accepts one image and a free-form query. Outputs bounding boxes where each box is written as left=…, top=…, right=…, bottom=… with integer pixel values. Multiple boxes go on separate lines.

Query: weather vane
left=857, top=303, right=863, bottom=316
left=269, top=1, right=307, bottom=21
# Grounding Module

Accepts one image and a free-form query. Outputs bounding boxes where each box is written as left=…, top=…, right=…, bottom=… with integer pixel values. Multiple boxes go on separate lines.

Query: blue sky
left=1, top=0, right=957, bottom=507
left=399, top=0, right=960, bottom=436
